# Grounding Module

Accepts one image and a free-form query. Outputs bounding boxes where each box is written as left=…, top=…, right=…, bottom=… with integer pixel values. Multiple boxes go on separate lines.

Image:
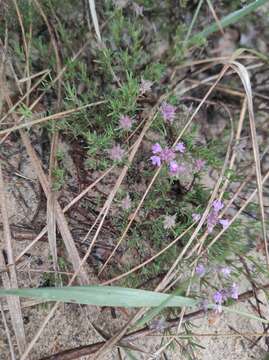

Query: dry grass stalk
left=0, top=165, right=27, bottom=356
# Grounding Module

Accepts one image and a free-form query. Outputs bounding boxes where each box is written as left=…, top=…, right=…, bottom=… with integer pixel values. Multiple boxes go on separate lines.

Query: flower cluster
left=150, top=142, right=186, bottom=177
left=196, top=263, right=239, bottom=313
left=191, top=200, right=230, bottom=235
left=207, top=200, right=230, bottom=233
left=160, top=102, right=176, bottom=123
left=107, top=144, right=125, bottom=161
left=107, top=114, right=135, bottom=161
left=119, top=115, right=133, bottom=130
left=212, top=283, right=239, bottom=313
left=196, top=263, right=233, bottom=280
left=150, top=141, right=206, bottom=180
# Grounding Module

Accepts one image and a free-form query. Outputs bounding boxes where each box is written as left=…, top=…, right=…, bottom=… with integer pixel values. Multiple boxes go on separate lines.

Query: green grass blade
left=1, top=286, right=267, bottom=323
left=188, top=0, right=269, bottom=46
left=183, top=0, right=204, bottom=48
left=0, top=286, right=197, bottom=308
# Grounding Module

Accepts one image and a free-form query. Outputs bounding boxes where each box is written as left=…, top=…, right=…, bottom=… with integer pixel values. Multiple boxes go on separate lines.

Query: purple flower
left=163, top=214, right=176, bottom=229
left=169, top=161, right=185, bottom=176
left=150, top=155, right=161, bottom=167
left=152, top=143, right=162, bottom=154
left=195, top=159, right=205, bottom=172
left=230, top=283, right=239, bottom=300
left=192, top=213, right=201, bottom=222
left=160, top=147, right=176, bottom=163
left=212, top=200, right=224, bottom=212
left=119, top=115, right=133, bottom=130
left=140, top=78, right=152, bottom=94
left=175, top=142, right=186, bottom=153
left=213, top=291, right=223, bottom=304
left=121, top=194, right=131, bottom=210
left=219, top=219, right=230, bottom=230
left=169, top=161, right=179, bottom=175
left=220, top=266, right=231, bottom=278
left=108, top=144, right=125, bottom=161
left=196, top=264, right=205, bottom=277
left=160, top=102, right=176, bottom=123
left=207, top=210, right=219, bottom=233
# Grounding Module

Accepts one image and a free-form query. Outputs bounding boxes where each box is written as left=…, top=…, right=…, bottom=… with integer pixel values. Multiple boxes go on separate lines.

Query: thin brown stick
left=14, top=165, right=114, bottom=264
left=0, top=100, right=106, bottom=135
left=101, top=223, right=196, bottom=285
left=0, top=301, right=16, bottom=360
left=230, top=61, right=269, bottom=270
left=0, top=165, right=27, bottom=355
left=19, top=129, right=89, bottom=285
left=206, top=0, right=224, bottom=35
left=47, top=131, right=59, bottom=272
left=0, top=70, right=50, bottom=125
left=32, top=0, right=63, bottom=275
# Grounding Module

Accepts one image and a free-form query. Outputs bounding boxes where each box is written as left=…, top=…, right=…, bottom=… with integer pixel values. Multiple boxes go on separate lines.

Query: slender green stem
left=183, top=0, right=204, bottom=49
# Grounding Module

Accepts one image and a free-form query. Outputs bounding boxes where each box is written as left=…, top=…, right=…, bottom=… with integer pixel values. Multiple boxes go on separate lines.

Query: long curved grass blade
left=0, top=286, right=197, bottom=308
left=228, top=60, right=268, bottom=269
left=188, top=0, right=268, bottom=46
left=88, top=0, right=102, bottom=42
left=1, top=286, right=267, bottom=325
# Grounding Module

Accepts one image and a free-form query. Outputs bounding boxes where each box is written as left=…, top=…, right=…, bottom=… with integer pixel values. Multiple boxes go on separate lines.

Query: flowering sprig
left=119, top=115, right=133, bottom=130
left=163, top=214, right=177, bottom=229
left=150, top=142, right=205, bottom=182
left=197, top=263, right=238, bottom=313
left=107, top=144, right=125, bottom=161
left=212, top=283, right=239, bottom=313
left=150, top=142, right=186, bottom=178
left=160, top=102, right=176, bottom=123
left=207, top=199, right=230, bottom=233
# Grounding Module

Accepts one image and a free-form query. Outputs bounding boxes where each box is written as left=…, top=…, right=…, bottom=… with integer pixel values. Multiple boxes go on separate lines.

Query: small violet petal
left=150, top=155, right=161, bottom=167
left=212, top=200, right=224, bottom=212
left=152, top=143, right=162, bottom=154
left=175, top=142, right=186, bottom=153
left=213, top=291, right=223, bottom=304
left=196, top=264, right=205, bottom=277
left=192, top=213, right=201, bottom=222
left=219, top=219, right=230, bottom=230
